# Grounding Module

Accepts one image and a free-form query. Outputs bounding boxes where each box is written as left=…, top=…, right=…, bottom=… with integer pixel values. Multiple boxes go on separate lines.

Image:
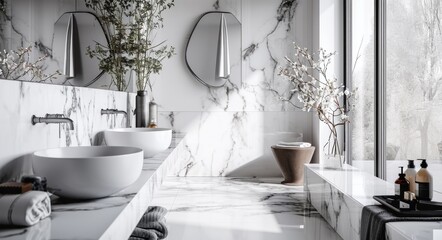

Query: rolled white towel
left=0, top=191, right=51, bottom=226
left=277, top=142, right=312, bottom=148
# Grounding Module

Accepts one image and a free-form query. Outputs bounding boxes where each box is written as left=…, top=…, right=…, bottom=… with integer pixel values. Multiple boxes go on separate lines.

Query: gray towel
left=130, top=206, right=168, bottom=240
left=361, top=205, right=442, bottom=240
left=139, top=206, right=168, bottom=223
left=137, top=220, right=168, bottom=239
left=129, top=228, right=158, bottom=240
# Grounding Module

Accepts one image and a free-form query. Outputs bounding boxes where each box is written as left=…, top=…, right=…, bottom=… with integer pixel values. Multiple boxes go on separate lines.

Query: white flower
left=279, top=43, right=357, bottom=155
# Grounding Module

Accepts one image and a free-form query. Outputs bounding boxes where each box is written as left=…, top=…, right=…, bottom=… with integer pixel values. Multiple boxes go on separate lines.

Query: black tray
left=373, top=195, right=442, bottom=217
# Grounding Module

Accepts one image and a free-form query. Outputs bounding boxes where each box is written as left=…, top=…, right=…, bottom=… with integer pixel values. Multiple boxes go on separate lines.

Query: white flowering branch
left=279, top=43, right=357, bottom=159
left=0, top=46, right=60, bottom=82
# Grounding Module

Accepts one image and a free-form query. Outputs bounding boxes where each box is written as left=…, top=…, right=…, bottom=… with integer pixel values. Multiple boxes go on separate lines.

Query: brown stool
left=271, top=145, right=315, bottom=186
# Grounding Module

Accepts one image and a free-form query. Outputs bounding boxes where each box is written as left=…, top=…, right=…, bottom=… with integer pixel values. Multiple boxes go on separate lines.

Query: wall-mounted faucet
left=32, top=114, right=74, bottom=138
left=101, top=108, right=129, bottom=128
left=101, top=108, right=127, bottom=117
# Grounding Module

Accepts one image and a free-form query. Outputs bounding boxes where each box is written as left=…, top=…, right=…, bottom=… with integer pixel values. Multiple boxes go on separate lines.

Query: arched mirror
left=185, top=12, right=241, bottom=88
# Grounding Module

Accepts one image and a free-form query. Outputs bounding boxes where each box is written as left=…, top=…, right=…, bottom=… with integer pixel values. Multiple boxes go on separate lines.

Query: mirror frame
left=52, top=11, right=110, bottom=87
left=185, top=11, right=241, bottom=88
left=0, top=8, right=112, bottom=89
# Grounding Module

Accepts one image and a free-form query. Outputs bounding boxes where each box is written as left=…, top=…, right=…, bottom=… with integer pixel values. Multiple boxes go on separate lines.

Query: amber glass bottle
left=395, top=166, right=409, bottom=200
left=415, top=159, right=433, bottom=201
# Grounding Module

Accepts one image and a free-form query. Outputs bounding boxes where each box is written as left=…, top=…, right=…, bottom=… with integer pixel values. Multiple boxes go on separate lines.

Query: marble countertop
left=0, top=135, right=184, bottom=240
left=306, top=164, right=442, bottom=240
left=307, top=164, right=442, bottom=205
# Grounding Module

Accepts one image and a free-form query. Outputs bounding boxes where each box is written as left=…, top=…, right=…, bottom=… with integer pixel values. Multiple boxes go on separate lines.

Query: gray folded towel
left=361, top=205, right=442, bottom=240
left=130, top=206, right=168, bottom=240
left=137, top=220, right=168, bottom=239
left=140, top=206, right=168, bottom=223
left=130, top=227, right=160, bottom=240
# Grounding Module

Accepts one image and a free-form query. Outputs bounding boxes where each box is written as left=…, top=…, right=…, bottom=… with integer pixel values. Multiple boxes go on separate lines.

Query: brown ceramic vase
left=271, top=146, right=315, bottom=186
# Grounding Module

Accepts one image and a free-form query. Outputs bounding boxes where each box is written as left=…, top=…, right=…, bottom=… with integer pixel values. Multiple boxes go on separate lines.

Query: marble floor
left=150, top=177, right=342, bottom=240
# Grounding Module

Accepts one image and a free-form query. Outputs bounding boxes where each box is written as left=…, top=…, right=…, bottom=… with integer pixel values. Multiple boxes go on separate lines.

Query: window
left=350, top=0, right=375, bottom=174
left=349, top=0, right=442, bottom=193
left=385, top=0, right=442, bottom=192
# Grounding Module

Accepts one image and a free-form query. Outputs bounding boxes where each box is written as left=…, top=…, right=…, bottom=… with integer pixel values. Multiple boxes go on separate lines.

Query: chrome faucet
left=101, top=108, right=127, bottom=117
left=101, top=108, right=129, bottom=127
left=32, top=114, right=74, bottom=131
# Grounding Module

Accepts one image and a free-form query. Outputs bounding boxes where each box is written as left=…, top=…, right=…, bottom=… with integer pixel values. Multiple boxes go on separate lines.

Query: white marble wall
left=148, top=0, right=315, bottom=176
left=1, top=0, right=315, bottom=177
left=0, top=79, right=132, bottom=182
left=158, top=111, right=308, bottom=177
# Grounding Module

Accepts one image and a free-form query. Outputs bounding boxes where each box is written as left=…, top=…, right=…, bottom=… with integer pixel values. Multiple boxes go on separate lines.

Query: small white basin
left=33, top=146, right=143, bottom=199
left=104, top=128, right=172, bottom=158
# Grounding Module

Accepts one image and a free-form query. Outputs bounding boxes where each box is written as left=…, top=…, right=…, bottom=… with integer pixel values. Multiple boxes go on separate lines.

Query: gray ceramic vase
left=136, top=90, right=148, bottom=128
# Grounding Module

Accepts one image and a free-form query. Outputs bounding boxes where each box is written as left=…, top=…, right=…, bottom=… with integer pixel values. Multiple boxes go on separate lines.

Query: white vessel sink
left=33, top=146, right=143, bottom=199
left=104, top=128, right=172, bottom=158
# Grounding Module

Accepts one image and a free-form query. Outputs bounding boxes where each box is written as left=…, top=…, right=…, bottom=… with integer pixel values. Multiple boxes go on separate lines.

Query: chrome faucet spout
left=32, top=114, right=75, bottom=130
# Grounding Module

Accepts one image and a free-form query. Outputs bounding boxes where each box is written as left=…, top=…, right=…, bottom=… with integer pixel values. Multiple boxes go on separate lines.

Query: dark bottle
left=395, top=166, right=409, bottom=200
left=415, top=159, right=433, bottom=201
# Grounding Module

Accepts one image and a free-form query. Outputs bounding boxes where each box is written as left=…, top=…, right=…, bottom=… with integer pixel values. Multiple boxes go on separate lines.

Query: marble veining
left=0, top=79, right=134, bottom=182
left=150, top=177, right=342, bottom=240
left=148, top=0, right=314, bottom=177
left=305, top=165, right=374, bottom=240
left=0, top=135, right=184, bottom=240
left=2, top=0, right=315, bottom=178
left=305, top=164, right=442, bottom=240
left=155, top=110, right=309, bottom=177
left=0, top=3, right=27, bottom=49
left=199, top=0, right=300, bottom=113
left=213, top=0, right=220, bottom=10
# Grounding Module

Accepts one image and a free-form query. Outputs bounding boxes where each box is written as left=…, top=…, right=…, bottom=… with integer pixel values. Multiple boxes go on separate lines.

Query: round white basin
left=104, top=128, right=172, bottom=158
left=33, top=146, right=143, bottom=199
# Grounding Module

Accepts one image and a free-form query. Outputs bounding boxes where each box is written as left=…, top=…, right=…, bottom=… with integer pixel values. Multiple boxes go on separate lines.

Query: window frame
left=374, top=0, right=387, bottom=179
left=346, top=0, right=387, bottom=179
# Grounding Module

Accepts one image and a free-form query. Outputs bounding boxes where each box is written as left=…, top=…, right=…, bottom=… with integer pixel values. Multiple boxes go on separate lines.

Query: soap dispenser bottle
left=148, top=101, right=158, bottom=128
left=395, top=166, right=409, bottom=199
left=415, top=159, right=433, bottom=201
left=405, top=160, right=417, bottom=194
